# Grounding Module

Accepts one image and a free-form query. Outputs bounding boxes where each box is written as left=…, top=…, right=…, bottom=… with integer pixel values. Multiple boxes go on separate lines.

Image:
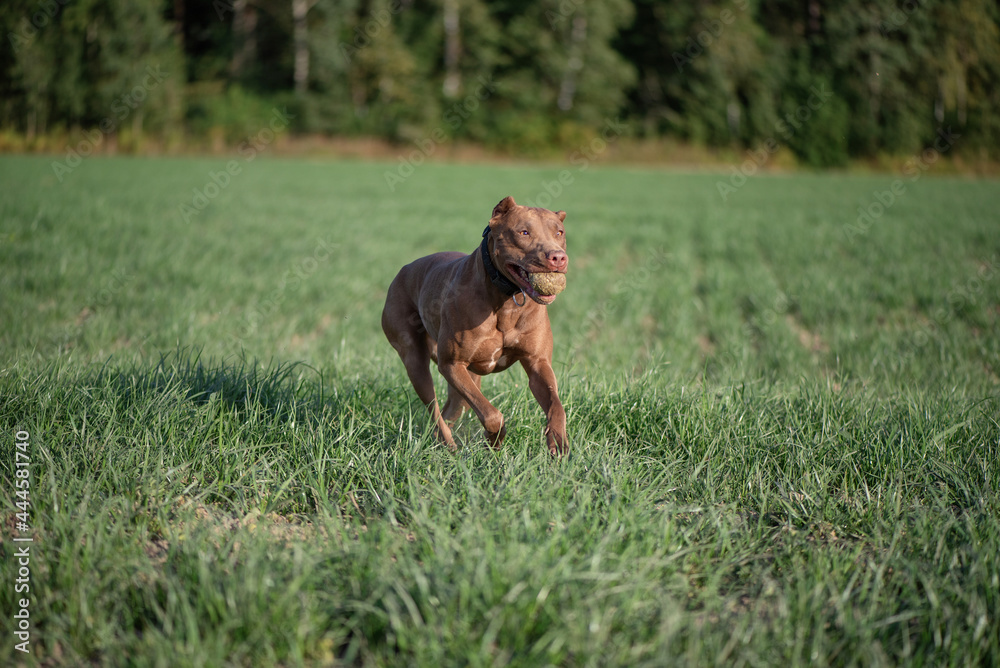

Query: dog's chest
left=469, top=333, right=518, bottom=374
left=466, top=308, right=543, bottom=375
left=467, top=315, right=534, bottom=375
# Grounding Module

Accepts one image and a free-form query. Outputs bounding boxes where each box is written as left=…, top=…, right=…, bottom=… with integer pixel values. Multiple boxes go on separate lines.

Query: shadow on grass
left=83, top=346, right=404, bottom=428
left=107, top=347, right=313, bottom=414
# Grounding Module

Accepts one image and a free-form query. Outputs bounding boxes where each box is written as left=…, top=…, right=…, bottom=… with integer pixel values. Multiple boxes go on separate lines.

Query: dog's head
left=487, top=196, right=568, bottom=305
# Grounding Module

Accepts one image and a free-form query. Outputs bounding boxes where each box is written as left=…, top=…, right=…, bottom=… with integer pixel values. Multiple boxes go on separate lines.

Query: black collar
left=480, top=226, right=521, bottom=297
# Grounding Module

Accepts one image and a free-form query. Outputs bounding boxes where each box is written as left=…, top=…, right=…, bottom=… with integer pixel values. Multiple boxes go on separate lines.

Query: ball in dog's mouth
left=528, top=272, right=566, bottom=296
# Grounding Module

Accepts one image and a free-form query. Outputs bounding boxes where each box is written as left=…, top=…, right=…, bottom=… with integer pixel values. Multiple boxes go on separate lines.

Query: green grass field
left=1, top=153, right=999, bottom=666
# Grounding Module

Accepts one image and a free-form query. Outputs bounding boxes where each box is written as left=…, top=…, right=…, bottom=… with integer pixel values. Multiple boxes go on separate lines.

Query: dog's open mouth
left=506, top=264, right=566, bottom=305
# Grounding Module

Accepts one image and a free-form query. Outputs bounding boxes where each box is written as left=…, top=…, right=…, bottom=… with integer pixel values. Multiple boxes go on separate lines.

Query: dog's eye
left=556, top=230, right=564, bottom=237
left=520, top=230, right=529, bottom=236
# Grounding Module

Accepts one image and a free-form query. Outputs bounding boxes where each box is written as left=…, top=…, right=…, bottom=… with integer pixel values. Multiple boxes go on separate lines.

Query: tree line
left=2, top=0, right=998, bottom=165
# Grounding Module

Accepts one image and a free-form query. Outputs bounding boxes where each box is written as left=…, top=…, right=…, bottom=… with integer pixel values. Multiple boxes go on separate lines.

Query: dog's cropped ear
left=491, top=196, right=517, bottom=222
left=555, top=210, right=566, bottom=223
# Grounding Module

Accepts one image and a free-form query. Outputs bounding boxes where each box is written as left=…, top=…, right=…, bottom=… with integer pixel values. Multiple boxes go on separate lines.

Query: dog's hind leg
left=382, top=300, right=456, bottom=449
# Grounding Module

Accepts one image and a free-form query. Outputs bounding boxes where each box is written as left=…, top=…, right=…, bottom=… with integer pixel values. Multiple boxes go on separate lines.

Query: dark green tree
left=485, top=0, right=636, bottom=149
left=3, top=0, right=182, bottom=141
left=619, top=0, right=780, bottom=147
left=3, top=0, right=1000, bottom=160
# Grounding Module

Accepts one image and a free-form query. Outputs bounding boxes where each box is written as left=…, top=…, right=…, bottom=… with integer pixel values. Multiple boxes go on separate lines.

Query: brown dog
left=381, top=196, right=569, bottom=455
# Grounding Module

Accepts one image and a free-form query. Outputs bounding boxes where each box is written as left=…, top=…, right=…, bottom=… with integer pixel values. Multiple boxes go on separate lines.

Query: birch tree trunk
left=230, top=0, right=258, bottom=80
left=557, top=15, right=587, bottom=112
left=442, top=0, right=460, bottom=98
left=293, top=0, right=315, bottom=95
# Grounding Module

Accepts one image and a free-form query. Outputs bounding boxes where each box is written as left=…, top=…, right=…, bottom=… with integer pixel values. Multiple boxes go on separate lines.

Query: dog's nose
left=546, top=250, right=568, bottom=272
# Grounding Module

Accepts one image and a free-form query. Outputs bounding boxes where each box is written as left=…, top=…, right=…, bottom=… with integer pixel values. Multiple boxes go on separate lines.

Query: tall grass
left=1, top=155, right=998, bottom=666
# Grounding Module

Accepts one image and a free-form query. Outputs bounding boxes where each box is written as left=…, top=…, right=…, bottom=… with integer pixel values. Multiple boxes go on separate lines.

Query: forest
left=2, top=0, right=999, bottom=165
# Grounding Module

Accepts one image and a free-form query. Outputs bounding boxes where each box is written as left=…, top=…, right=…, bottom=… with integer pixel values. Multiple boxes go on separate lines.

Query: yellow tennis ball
left=528, top=272, right=566, bottom=296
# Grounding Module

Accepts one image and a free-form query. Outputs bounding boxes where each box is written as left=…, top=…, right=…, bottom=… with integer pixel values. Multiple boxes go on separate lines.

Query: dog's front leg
left=438, top=362, right=506, bottom=448
left=521, top=358, right=568, bottom=456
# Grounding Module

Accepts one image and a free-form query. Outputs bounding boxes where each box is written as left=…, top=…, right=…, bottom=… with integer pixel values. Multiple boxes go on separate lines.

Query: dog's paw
left=547, top=435, right=569, bottom=457
left=485, top=422, right=507, bottom=449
